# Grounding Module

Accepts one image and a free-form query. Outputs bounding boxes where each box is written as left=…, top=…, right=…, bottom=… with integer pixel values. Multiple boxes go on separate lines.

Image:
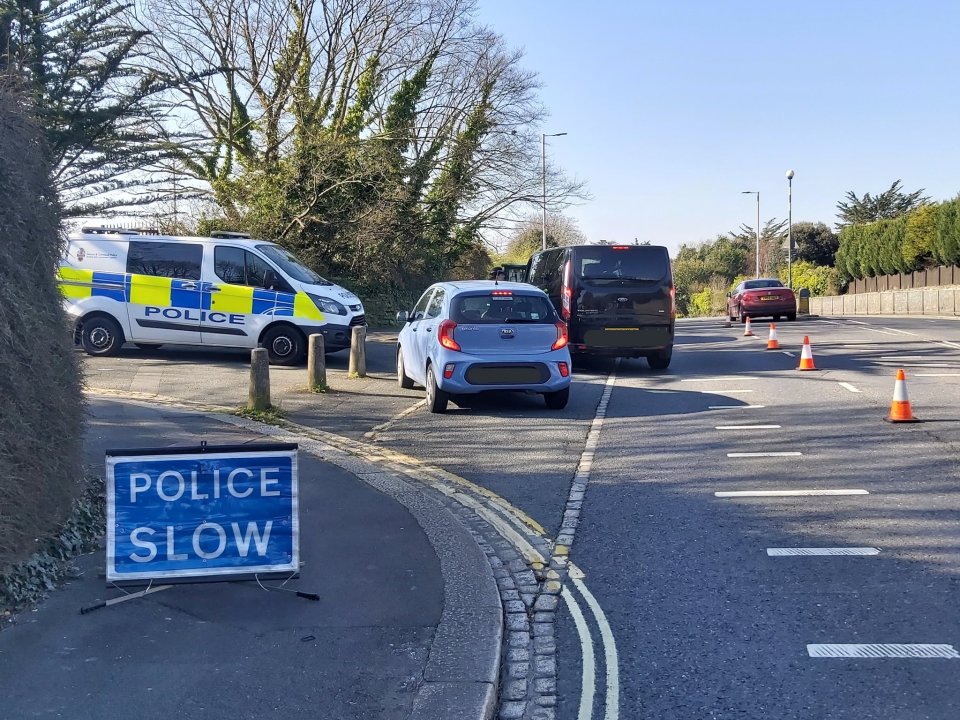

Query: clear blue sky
left=475, top=0, right=960, bottom=254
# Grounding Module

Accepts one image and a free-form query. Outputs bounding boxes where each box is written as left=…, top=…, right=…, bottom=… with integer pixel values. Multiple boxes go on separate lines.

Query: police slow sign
left=106, top=444, right=299, bottom=584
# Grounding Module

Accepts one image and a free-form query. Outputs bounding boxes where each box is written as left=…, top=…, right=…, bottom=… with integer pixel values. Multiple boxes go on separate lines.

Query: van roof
left=70, top=228, right=271, bottom=246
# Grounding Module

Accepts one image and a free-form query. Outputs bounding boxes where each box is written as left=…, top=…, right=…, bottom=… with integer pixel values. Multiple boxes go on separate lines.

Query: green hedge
left=836, top=197, right=960, bottom=280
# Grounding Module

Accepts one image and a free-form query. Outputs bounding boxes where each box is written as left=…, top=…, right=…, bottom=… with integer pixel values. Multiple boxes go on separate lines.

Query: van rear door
left=571, top=245, right=674, bottom=350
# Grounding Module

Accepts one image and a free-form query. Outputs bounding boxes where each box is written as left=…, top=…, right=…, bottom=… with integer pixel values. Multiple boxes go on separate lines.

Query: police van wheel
left=262, top=325, right=305, bottom=366
left=81, top=315, right=124, bottom=357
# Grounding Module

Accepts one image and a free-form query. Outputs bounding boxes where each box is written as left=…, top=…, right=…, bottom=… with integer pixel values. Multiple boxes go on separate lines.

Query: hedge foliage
left=0, top=86, right=84, bottom=575
left=836, top=197, right=960, bottom=280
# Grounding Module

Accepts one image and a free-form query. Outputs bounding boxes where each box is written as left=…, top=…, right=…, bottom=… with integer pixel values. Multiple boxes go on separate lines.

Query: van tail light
left=558, top=361, right=570, bottom=378
left=438, top=319, right=461, bottom=351
left=669, top=285, right=676, bottom=318
left=561, top=260, right=572, bottom=320
left=551, top=320, right=569, bottom=350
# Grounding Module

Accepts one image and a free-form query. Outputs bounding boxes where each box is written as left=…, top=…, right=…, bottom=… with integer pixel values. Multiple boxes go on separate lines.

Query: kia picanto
left=396, top=281, right=572, bottom=413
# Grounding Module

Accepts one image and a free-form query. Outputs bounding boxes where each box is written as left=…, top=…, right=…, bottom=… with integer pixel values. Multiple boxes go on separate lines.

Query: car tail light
left=561, top=261, right=572, bottom=320
left=438, top=319, right=461, bottom=351
left=558, top=361, right=570, bottom=378
left=443, top=363, right=455, bottom=379
left=551, top=320, right=569, bottom=350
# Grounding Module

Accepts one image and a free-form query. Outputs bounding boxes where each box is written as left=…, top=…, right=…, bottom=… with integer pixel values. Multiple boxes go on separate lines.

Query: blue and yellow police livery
left=58, top=228, right=366, bottom=365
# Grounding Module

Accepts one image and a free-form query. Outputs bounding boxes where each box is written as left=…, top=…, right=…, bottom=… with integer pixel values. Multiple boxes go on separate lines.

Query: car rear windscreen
left=452, top=294, right=557, bottom=324
left=576, top=246, right=669, bottom=282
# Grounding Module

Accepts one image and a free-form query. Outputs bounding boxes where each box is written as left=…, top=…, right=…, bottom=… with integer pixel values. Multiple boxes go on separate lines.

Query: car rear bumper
left=741, top=302, right=796, bottom=316
left=432, top=349, right=572, bottom=394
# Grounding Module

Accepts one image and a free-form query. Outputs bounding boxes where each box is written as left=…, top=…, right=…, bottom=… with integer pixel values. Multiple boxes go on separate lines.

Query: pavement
left=0, top=397, right=501, bottom=720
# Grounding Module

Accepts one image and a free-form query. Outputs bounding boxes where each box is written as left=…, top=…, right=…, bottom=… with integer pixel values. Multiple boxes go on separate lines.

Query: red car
left=727, top=279, right=797, bottom=322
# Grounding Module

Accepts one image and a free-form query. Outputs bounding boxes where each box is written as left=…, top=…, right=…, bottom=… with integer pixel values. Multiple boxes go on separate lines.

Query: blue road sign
left=106, top=444, right=299, bottom=583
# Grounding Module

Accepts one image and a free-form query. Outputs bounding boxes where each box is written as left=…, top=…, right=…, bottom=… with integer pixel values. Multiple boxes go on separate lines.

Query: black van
left=526, top=244, right=675, bottom=368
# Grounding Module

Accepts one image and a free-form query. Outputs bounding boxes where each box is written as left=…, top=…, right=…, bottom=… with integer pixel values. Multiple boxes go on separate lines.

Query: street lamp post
left=741, top=190, right=760, bottom=277
left=786, top=170, right=795, bottom=289
left=542, top=132, right=568, bottom=251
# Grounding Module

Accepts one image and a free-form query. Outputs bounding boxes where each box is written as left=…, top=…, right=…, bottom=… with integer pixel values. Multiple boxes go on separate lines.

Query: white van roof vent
left=209, top=231, right=252, bottom=239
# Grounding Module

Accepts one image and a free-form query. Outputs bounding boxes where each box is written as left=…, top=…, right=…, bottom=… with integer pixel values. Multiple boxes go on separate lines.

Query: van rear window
left=576, top=246, right=669, bottom=282
left=452, top=294, right=557, bottom=324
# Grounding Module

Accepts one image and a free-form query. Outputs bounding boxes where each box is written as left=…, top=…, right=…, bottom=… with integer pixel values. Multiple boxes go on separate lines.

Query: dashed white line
left=716, top=489, right=868, bottom=497
left=707, top=405, right=767, bottom=410
left=808, top=644, right=959, bottom=659
left=726, top=451, right=801, bottom=458
left=781, top=351, right=795, bottom=357
left=767, top=547, right=879, bottom=556
left=562, top=586, right=596, bottom=720
left=916, top=373, right=960, bottom=377
left=838, top=382, right=861, bottom=393
left=681, top=377, right=759, bottom=382
left=715, top=425, right=782, bottom=430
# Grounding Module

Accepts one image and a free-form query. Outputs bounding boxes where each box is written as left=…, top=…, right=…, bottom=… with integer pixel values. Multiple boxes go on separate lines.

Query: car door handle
left=207, top=285, right=221, bottom=292
left=425, top=326, right=434, bottom=332
left=181, top=282, right=198, bottom=290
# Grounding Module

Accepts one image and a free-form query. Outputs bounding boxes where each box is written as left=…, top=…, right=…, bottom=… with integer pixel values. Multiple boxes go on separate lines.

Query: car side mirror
left=396, top=310, right=410, bottom=323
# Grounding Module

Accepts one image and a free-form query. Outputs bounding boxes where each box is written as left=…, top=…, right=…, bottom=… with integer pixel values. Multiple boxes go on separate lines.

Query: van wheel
left=397, top=347, right=414, bottom=389
left=81, top=316, right=124, bottom=356
left=647, top=349, right=672, bottom=370
left=262, top=325, right=305, bottom=366
left=544, top=387, right=570, bottom=410
left=425, top=363, right=448, bottom=413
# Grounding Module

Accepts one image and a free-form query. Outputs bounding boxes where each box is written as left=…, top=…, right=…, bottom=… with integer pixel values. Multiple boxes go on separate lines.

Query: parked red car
left=727, top=279, right=797, bottom=322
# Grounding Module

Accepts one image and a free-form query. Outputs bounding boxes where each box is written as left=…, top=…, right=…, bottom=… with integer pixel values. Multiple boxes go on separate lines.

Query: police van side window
left=214, top=246, right=245, bottom=284
left=214, top=246, right=290, bottom=292
left=127, top=242, right=202, bottom=280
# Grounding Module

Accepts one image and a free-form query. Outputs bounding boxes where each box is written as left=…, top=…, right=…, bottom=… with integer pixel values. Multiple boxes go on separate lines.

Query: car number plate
left=760, top=295, right=778, bottom=300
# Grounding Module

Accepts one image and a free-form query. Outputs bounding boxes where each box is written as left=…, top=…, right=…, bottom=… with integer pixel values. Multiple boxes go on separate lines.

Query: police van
left=58, top=227, right=366, bottom=365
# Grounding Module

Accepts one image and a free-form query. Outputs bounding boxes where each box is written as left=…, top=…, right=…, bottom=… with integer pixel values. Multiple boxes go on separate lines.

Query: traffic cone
left=886, top=369, right=920, bottom=423
left=743, top=316, right=754, bottom=337
left=766, top=323, right=780, bottom=350
left=797, top=336, right=817, bottom=370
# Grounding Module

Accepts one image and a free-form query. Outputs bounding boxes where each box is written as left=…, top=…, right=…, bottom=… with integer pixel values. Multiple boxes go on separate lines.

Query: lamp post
left=786, top=170, right=795, bottom=289
left=542, top=132, right=568, bottom=250
left=741, top=190, right=760, bottom=277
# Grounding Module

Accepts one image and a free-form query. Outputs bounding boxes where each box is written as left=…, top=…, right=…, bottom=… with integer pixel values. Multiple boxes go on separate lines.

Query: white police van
left=58, top=227, right=365, bottom=365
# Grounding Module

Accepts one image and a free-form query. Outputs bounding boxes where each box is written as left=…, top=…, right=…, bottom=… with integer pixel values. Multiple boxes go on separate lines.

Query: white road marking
left=767, top=547, right=879, bottom=556
left=781, top=351, right=795, bottom=357
left=726, top=451, right=801, bottom=458
left=715, top=425, right=782, bottom=430
left=707, top=405, right=767, bottom=410
left=878, top=356, right=926, bottom=360
left=940, top=340, right=960, bottom=351
left=572, top=573, right=620, bottom=720
left=700, top=389, right=755, bottom=394
left=873, top=362, right=960, bottom=368
left=847, top=320, right=867, bottom=325
left=880, top=327, right=920, bottom=337
left=681, top=376, right=758, bottom=382
left=838, top=382, right=861, bottom=393
left=716, top=489, right=868, bottom=497
left=916, top=373, right=960, bottom=377
left=807, top=644, right=959, bottom=659
left=363, top=399, right=426, bottom=439
left=562, top=585, right=596, bottom=720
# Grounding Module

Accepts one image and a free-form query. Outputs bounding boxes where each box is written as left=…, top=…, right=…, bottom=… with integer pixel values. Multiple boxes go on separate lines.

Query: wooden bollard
left=307, top=333, right=327, bottom=391
left=248, top=347, right=271, bottom=410
left=348, top=325, right=367, bottom=377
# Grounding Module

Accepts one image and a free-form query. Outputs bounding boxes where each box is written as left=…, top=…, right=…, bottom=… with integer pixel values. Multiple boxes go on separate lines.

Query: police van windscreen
left=452, top=294, right=558, bottom=324
left=576, top=246, right=669, bottom=282
left=257, top=244, right=332, bottom=286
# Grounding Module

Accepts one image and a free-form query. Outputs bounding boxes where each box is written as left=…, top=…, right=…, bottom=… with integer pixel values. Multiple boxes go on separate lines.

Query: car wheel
left=425, top=363, right=448, bottom=413
left=397, top=347, right=414, bottom=389
left=262, top=325, right=305, bottom=366
left=81, top=315, right=124, bottom=357
left=544, top=387, right=569, bottom=410
left=787, top=312, right=797, bottom=321
left=647, top=349, right=672, bottom=370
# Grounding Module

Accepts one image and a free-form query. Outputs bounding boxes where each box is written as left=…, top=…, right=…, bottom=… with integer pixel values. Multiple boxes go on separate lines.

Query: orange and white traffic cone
left=743, top=316, right=754, bottom=337
left=886, top=368, right=920, bottom=423
left=797, top=336, right=817, bottom=370
left=766, top=323, right=780, bottom=350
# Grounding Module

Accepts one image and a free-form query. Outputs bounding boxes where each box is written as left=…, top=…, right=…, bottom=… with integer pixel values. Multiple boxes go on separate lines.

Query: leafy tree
left=1, top=0, right=175, bottom=215
left=903, top=203, right=938, bottom=268
left=836, top=180, right=929, bottom=226
left=500, top=214, right=586, bottom=264
left=791, top=221, right=839, bottom=266
left=778, top=260, right=841, bottom=296
left=728, top=218, right=787, bottom=276
left=932, top=196, right=960, bottom=266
